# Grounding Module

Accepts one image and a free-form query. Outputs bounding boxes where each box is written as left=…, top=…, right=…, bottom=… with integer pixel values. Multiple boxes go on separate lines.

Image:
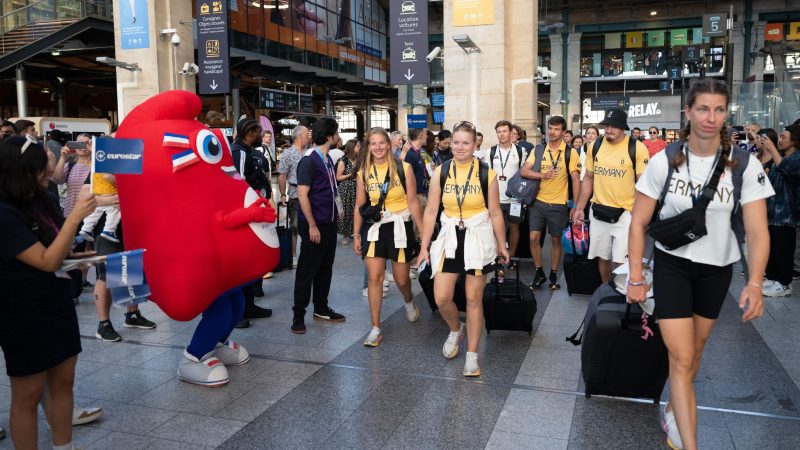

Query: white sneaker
left=72, top=406, right=103, bottom=425
left=463, top=352, right=480, bottom=377
left=442, top=322, right=465, bottom=359
left=762, top=279, right=777, bottom=288
left=292, top=256, right=299, bottom=269
left=385, top=271, right=395, bottom=282
left=409, top=268, right=418, bottom=280
left=383, top=280, right=390, bottom=287
left=404, top=300, right=420, bottom=322
left=763, top=282, right=792, bottom=297
left=363, top=327, right=383, bottom=347
left=177, top=350, right=229, bottom=387
left=214, top=340, right=250, bottom=366
left=660, top=403, right=684, bottom=449
left=362, top=288, right=386, bottom=298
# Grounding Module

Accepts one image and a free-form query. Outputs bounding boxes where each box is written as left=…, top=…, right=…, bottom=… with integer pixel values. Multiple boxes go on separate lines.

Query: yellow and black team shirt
left=439, top=159, right=497, bottom=219
left=585, top=136, right=649, bottom=211
left=358, top=161, right=412, bottom=213
left=525, top=141, right=581, bottom=205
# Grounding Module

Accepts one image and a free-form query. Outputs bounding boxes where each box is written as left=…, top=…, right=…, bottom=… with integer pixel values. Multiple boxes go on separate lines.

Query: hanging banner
left=765, top=23, right=785, bottom=42
left=626, top=31, right=643, bottom=48
left=453, top=0, right=494, bottom=27
left=670, top=28, right=688, bottom=46
left=648, top=30, right=665, bottom=47
left=120, top=0, right=150, bottom=49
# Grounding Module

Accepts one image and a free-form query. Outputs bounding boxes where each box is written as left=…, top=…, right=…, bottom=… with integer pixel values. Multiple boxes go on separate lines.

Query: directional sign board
left=390, top=0, right=429, bottom=85
left=407, top=114, right=428, bottom=129
left=196, top=0, right=230, bottom=95
left=590, top=96, right=630, bottom=111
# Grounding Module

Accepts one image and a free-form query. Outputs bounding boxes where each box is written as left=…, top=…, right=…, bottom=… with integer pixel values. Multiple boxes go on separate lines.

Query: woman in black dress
left=0, top=136, right=96, bottom=449
left=336, top=139, right=360, bottom=245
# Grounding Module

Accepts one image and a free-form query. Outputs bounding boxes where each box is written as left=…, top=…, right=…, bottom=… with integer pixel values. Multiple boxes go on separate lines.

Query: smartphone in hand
left=66, top=141, right=87, bottom=150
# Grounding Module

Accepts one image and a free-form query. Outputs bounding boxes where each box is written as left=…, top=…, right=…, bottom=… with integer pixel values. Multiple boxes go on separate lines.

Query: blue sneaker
left=100, top=231, right=120, bottom=243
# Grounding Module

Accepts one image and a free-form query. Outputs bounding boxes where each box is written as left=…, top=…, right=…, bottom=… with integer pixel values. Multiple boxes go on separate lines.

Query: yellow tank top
left=440, top=159, right=496, bottom=220
left=92, top=173, right=117, bottom=195
left=358, top=161, right=410, bottom=213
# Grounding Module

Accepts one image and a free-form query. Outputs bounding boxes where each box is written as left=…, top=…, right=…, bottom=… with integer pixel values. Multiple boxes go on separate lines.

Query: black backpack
left=439, top=158, right=489, bottom=208
left=489, top=144, right=524, bottom=171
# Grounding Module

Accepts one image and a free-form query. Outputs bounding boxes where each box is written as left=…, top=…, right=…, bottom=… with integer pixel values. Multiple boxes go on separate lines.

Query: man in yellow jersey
left=520, top=116, right=581, bottom=290
left=572, top=109, right=649, bottom=282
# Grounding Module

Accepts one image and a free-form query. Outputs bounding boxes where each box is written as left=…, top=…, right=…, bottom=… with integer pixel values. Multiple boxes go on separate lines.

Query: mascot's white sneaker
left=214, top=340, right=250, bottom=366
left=177, top=349, right=230, bottom=387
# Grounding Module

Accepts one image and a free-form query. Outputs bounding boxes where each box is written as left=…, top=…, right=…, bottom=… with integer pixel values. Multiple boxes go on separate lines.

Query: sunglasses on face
left=649, top=131, right=658, bottom=134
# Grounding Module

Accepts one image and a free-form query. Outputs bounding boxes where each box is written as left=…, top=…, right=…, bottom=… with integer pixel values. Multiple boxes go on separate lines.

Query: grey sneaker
left=177, top=350, right=229, bottom=387
left=214, top=340, right=250, bottom=366
left=95, top=321, right=121, bottom=342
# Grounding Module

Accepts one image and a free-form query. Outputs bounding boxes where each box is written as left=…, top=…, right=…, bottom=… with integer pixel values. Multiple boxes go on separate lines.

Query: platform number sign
left=703, top=13, right=727, bottom=37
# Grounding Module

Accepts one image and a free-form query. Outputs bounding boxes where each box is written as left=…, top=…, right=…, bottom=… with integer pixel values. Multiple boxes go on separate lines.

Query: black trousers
left=766, top=225, right=797, bottom=286
left=293, top=220, right=337, bottom=318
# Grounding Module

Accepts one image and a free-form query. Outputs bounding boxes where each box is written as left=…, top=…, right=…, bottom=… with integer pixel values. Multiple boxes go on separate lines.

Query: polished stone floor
left=1, top=241, right=799, bottom=449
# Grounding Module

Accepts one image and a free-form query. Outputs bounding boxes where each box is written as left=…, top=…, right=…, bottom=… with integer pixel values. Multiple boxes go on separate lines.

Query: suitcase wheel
left=585, top=392, right=591, bottom=399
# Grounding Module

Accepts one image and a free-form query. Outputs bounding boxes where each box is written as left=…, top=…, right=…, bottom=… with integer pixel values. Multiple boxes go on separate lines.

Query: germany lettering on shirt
left=442, top=183, right=483, bottom=196
left=668, top=179, right=734, bottom=203
left=593, top=166, right=629, bottom=178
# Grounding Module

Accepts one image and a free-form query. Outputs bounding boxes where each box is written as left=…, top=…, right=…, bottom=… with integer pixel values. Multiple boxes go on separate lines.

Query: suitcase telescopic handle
left=494, top=256, right=521, bottom=297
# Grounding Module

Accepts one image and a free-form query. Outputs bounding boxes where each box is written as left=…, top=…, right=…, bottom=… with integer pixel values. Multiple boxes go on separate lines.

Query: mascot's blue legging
left=186, top=288, right=245, bottom=359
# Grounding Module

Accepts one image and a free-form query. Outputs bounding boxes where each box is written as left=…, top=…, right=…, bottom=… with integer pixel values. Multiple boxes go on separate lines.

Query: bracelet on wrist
left=627, top=280, right=646, bottom=287
left=748, top=281, right=761, bottom=289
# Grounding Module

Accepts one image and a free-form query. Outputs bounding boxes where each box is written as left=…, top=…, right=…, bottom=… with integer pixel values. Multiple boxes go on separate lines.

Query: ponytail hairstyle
left=676, top=78, right=735, bottom=169
left=361, top=127, right=400, bottom=188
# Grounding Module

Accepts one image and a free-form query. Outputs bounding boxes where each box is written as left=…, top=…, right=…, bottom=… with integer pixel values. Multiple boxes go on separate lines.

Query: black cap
left=599, top=108, right=630, bottom=131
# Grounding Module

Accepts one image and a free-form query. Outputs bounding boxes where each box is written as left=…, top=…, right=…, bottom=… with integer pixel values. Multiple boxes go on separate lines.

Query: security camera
left=536, top=66, right=558, bottom=78
left=426, top=46, right=442, bottom=62
left=180, top=62, right=200, bottom=75
left=171, top=33, right=181, bottom=46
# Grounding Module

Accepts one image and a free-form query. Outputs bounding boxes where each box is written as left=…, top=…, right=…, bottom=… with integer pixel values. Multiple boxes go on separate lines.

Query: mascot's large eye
left=195, top=130, right=223, bottom=164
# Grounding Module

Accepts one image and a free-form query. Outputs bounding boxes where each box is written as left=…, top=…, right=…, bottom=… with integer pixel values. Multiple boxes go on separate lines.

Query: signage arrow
left=404, top=69, right=415, bottom=81
left=210, top=80, right=218, bottom=90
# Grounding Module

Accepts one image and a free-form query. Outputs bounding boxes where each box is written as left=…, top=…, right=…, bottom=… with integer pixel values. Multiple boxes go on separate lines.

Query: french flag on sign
left=172, top=149, right=199, bottom=172
left=163, top=132, right=191, bottom=148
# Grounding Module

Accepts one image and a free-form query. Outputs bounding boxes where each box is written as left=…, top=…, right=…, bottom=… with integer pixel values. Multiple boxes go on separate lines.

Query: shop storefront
left=582, top=94, right=682, bottom=140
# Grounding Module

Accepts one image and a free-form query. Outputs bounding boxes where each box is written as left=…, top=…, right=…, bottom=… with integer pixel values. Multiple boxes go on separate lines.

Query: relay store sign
left=626, top=96, right=681, bottom=124
left=627, top=102, right=662, bottom=118
left=196, top=0, right=230, bottom=95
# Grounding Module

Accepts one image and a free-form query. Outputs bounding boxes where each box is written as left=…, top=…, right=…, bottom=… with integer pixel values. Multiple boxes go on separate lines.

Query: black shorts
left=361, top=220, right=419, bottom=263
left=95, top=236, right=124, bottom=281
left=439, top=228, right=494, bottom=276
left=653, top=248, right=732, bottom=320
left=528, top=201, right=569, bottom=236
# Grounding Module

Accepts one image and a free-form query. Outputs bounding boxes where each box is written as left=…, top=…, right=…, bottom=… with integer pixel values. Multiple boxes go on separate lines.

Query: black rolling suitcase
left=563, top=221, right=602, bottom=296
left=572, top=283, right=668, bottom=403
left=418, top=264, right=466, bottom=313
left=483, top=258, right=536, bottom=334
left=273, top=203, right=292, bottom=272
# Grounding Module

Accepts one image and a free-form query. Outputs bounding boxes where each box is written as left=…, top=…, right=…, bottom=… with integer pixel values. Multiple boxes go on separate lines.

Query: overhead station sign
left=390, top=0, right=429, bottom=85
left=196, top=0, right=230, bottom=95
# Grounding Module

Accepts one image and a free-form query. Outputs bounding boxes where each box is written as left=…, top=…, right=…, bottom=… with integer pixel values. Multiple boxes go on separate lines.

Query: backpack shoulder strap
left=479, top=161, right=489, bottom=208
left=657, top=141, right=683, bottom=204
left=395, top=157, right=407, bottom=193
left=591, top=136, right=604, bottom=161
left=439, top=159, right=452, bottom=190
left=729, top=146, right=750, bottom=277
left=532, top=144, right=546, bottom=172
left=628, top=136, right=638, bottom=175
left=489, top=145, right=497, bottom=165
left=515, top=144, right=523, bottom=168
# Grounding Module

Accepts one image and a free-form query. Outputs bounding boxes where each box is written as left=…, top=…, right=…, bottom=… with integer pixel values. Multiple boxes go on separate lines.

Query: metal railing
left=0, top=0, right=112, bottom=52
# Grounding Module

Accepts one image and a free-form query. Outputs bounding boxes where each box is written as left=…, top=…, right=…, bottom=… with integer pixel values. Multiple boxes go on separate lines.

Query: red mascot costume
left=115, top=91, right=279, bottom=386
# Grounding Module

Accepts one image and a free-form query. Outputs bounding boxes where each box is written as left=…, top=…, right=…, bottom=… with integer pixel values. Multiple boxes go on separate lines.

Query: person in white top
left=627, top=79, right=772, bottom=450
left=486, top=120, right=525, bottom=256
left=473, top=131, right=487, bottom=162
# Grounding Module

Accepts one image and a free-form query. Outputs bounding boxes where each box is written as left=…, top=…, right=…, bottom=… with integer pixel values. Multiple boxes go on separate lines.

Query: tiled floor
left=1, top=242, right=800, bottom=449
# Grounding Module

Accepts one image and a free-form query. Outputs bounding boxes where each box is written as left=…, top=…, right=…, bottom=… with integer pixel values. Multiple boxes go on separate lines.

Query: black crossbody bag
left=648, top=149, right=726, bottom=250
left=359, top=166, right=393, bottom=224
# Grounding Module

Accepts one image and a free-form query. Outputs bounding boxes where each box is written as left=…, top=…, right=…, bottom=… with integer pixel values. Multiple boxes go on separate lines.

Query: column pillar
left=15, top=64, right=28, bottom=117
left=56, top=78, right=67, bottom=117
left=365, top=94, right=372, bottom=130
left=325, top=89, right=333, bottom=116
left=565, top=32, right=582, bottom=134
left=548, top=33, right=563, bottom=120
left=231, top=77, right=241, bottom=123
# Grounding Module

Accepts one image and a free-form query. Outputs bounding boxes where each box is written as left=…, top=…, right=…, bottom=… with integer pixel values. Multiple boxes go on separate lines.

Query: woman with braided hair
left=627, top=78, right=773, bottom=450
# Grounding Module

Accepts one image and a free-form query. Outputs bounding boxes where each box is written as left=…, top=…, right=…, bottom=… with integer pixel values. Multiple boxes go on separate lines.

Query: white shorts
left=587, top=205, right=631, bottom=264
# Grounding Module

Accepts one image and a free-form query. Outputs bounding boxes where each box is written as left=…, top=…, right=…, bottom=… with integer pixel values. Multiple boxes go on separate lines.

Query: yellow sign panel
left=453, top=0, right=494, bottom=27
left=788, top=22, right=800, bottom=41
left=199, top=2, right=209, bottom=15
left=206, top=40, right=220, bottom=57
